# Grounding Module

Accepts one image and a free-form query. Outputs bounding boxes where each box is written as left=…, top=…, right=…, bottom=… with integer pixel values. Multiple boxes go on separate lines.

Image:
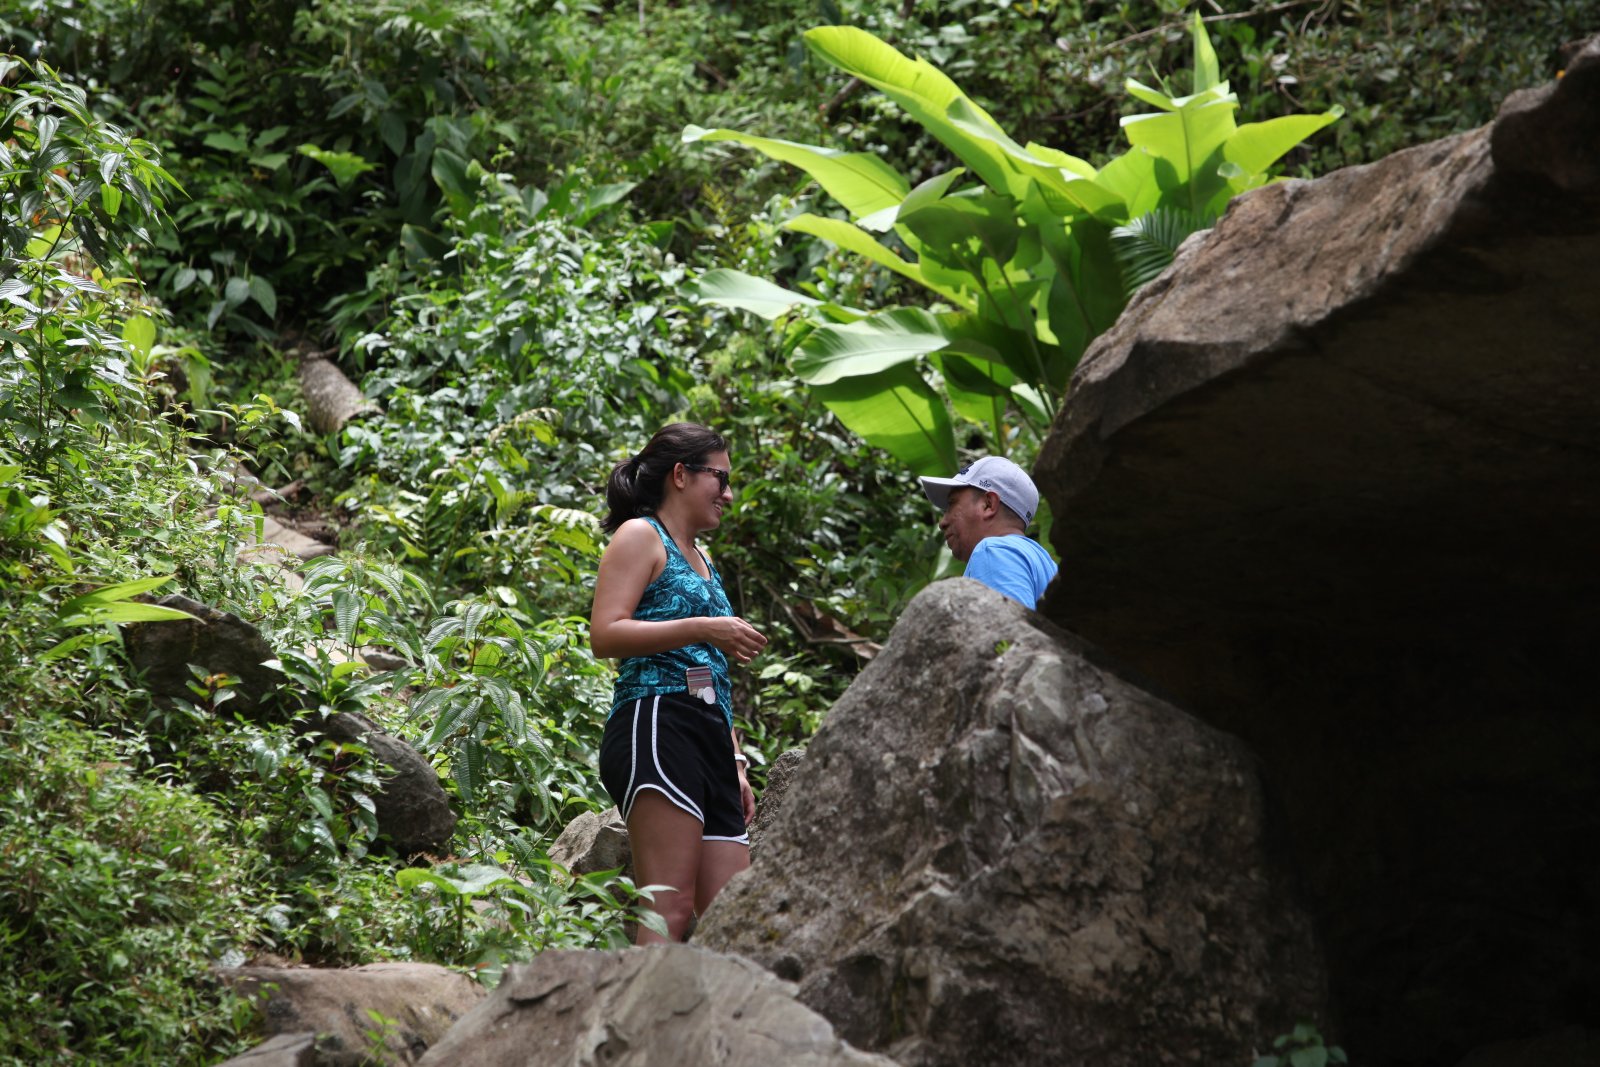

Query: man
left=920, top=456, right=1058, bottom=609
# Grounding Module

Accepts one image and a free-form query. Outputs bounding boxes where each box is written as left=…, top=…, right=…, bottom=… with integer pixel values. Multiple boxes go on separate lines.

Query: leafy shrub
left=0, top=715, right=261, bottom=1065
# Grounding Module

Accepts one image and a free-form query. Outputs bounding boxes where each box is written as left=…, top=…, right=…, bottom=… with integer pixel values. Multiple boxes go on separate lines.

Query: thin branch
left=1067, top=1, right=1320, bottom=59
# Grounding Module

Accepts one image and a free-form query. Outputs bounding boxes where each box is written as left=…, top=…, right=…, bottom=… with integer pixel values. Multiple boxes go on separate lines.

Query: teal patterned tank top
left=610, top=517, right=734, bottom=729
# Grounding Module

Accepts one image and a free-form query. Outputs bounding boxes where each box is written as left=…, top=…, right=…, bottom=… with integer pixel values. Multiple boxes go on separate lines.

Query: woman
left=591, top=422, right=767, bottom=943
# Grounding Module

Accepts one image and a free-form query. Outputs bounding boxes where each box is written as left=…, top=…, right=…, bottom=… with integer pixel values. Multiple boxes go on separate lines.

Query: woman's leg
left=626, top=790, right=704, bottom=943
left=694, top=841, right=749, bottom=916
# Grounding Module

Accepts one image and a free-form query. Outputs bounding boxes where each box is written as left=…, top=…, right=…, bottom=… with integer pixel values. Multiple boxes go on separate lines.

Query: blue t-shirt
left=964, top=534, right=1057, bottom=608
left=610, top=517, right=735, bottom=728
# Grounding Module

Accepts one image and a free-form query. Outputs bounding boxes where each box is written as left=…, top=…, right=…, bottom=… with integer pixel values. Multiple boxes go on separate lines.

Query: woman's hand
left=738, top=765, right=756, bottom=824
left=702, top=616, right=767, bottom=664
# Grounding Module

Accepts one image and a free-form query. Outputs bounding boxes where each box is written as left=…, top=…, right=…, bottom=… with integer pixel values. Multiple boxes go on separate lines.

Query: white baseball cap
left=919, top=456, right=1041, bottom=526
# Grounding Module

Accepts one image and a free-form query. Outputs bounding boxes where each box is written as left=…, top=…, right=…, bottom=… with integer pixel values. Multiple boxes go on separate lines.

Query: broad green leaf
left=1024, top=143, right=1097, bottom=181
left=1192, top=11, right=1222, bottom=94
left=1091, top=147, right=1164, bottom=219
left=121, top=315, right=156, bottom=359
left=578, top=182, right=637, bottom=224
left=1121, top=96, right=1238, bottom=189
left=100, top=183, right=122, bottom=217
left=247, top=275, right=277, bottom=318
left=934, top=351, right=1013, bottom=434
left=1223, top=108, right=1345, bottom=179
left=687, top=269, right=822, bottom=320
left=897, top=193, right=1021, bottom=273
left=811, top=364, right=956, bottom=476
left=683, top=125, right=909, bottom=221
left=297, top=143, right=378, bottom=189
left=804, top=27, right=1023, bottom=198
left=784, top=214, right=970, bottom=307
left=59, top=573, right=175, bottom=609
left=858, top=166, right=965, bottom=232
left=333, top=588, right=362, bottom=646
left=792, top=307, right=951, bottom=386
left=55, top=602, right=199, bottom=627
left=202, top=129, right=248, bottom=153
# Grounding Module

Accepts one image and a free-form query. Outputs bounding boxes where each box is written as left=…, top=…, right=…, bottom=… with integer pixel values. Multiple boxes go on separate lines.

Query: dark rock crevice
left=1035, top=36, right=1600, bottom=1067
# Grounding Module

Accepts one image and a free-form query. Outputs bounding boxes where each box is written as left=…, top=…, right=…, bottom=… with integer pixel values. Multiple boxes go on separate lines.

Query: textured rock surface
left=323, top=712, right=456, bottom=857
left=416, top=945, right=896, bottom=1066
left=1034, top=38, right=1600, bottom=1066
left=300, top=356, right=379, bottom=436
left=217, top=962, right=483, bottom=1066
left=697, top=580, right=1323, bottom=1067
left=748, top=747, right=806, bottom=856
left=212, top=1032, right=317, bottom=1067
left=125, top=594, right=287, bottom=716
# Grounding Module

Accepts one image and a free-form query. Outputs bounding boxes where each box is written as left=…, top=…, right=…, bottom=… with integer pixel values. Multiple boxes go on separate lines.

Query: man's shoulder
left=974, top=533, right=1052, bottom=560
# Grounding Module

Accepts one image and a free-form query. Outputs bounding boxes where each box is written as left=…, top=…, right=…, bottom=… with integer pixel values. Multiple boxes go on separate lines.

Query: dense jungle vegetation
left=1, top=1, right=1592, bottom=1061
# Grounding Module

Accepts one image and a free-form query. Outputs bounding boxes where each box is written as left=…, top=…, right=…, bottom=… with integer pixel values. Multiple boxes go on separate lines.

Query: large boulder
left=322, top=712, right=456, bottom=857
left=125, top=594, right=288, bottom=716
left=1034, top=37, right=1600, bottom=1066
left=696, top=580, right=1324, bottom=1066
left=217, top=962, right=483, bottom=1066
left=416, top=945, right=896, bottom=1066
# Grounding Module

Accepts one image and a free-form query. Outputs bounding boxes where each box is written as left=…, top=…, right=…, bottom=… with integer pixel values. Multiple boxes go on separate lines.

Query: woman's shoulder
left=609, top=516, right=669, bottom=556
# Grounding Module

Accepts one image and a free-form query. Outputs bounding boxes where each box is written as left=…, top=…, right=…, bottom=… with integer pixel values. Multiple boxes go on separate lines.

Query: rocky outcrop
left=322, top=712, right=455, bottom=857
left=415, top=945, right=896, bottom=1066
left=126, top=599, right=456, bottom=856
left=126, top=594, right=288, bottom=716
left=1034, top=36, right=1600, bottom=1067
left=300, top=355, right=379, bottom=436
left=213, top=1032, right=317, bottom=1067
left=747, top=747, right=805, bottom=855
left=548, top=806, right=633, bottom=878
left=697, top=580, right=1324, bottom=1066
left=217, top=962, right=483, bottom=1066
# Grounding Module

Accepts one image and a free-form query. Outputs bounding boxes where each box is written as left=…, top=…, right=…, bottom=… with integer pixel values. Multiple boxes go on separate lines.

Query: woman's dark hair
left=601, top=422, right=727, bottom=534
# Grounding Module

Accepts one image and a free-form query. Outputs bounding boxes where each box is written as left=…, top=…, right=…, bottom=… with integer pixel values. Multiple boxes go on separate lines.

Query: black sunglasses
left=683, top=463, right=731, bottom=492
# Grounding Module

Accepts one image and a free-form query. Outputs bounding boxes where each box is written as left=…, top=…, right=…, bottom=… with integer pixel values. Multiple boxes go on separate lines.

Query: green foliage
left=0, top=715, right=260, bottom=1064
left=1253, top=1022, right=1348, bottom=1067
left=0, top=57, right=180, bottom=476
left=686, top=16, right=1340, bottom=474
left=394, top=858, right=660, bottom=982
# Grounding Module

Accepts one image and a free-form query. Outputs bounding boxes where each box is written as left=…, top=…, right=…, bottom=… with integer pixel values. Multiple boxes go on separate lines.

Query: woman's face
left=679, top=449, right=733, bottom=531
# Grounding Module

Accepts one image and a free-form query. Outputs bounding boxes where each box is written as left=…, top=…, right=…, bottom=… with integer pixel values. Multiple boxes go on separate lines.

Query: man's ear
left=980, top=490, right=1001, bottom=517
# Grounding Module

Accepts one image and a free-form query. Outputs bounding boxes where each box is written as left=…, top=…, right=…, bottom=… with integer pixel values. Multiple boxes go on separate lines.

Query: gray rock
left=322, top=712, right=456, bottom=857
left=300, top=356, right=380, bottom=436
left=216, top=961, right=483, bottom=1067
left=212, top=1032, right=317, bottom=1067
left=696, top=580, right=1324, bottom=1066
left=237, top=513, right=334, bottom=568
left=748, top=747, right=805, bottom=857
left=548, top=806, right=632, bottom=879
left=125, top=594, right=288, bottom=716
left=1033, top=35, right=1600, bottom=1065
left=416, top=945, right=896, bottom=1066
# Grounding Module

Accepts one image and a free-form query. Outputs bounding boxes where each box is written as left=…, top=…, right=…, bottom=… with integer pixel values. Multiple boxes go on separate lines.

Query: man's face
left=938, top=486, right=991, bottom=563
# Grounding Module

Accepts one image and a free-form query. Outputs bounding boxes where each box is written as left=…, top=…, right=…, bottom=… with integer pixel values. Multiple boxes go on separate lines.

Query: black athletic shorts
left=599, top=691, right=749, bottom=844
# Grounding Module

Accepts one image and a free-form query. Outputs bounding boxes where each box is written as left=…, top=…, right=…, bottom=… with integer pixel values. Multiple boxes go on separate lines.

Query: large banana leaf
left=682, top=125, right=909, bottom=225
left=804, top=27, right=1104, bottom=213
left=811, top=363, right=956, bottom=476
left=1221, top=109, right=1345, bottom=191
left=687, top=268, right=822, bottom=320
left=784, top=213, right=970, bottom=307
left=792, top=306, right=952, bottom=385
